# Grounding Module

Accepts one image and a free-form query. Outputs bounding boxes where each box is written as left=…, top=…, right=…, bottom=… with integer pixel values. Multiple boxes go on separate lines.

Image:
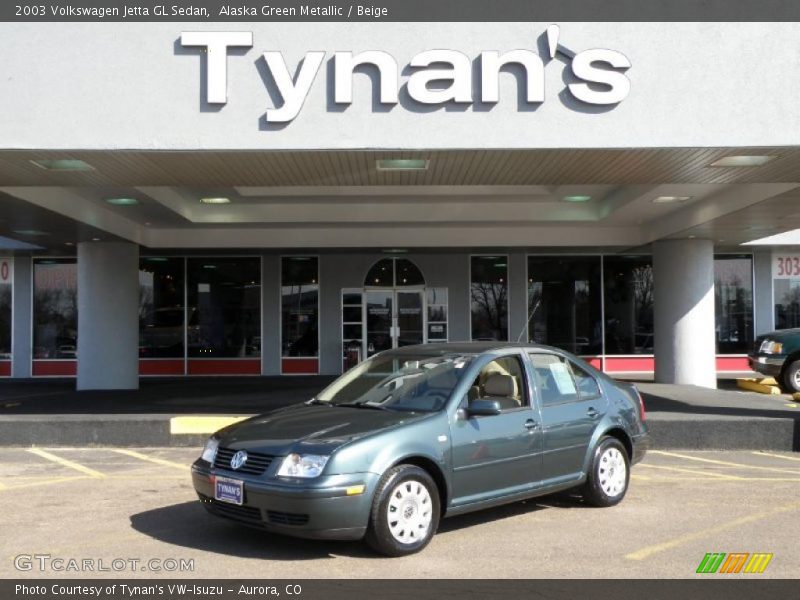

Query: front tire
left=779, top=360, right=800, bottom=394
left=365, top=465, right=440, bottom=557
left=582, top=437, right=630, bottom=507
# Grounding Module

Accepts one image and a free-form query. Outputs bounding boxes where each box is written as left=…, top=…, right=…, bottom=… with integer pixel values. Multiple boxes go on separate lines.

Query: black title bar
left=4, top=0, right=800, bottom=22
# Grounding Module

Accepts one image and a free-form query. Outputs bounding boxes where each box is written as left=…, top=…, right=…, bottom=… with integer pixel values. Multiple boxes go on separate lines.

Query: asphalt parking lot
left=1, top=447, right=798, bottom=579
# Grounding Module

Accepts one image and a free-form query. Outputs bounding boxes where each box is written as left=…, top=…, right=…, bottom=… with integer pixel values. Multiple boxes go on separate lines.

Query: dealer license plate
left=214, top=476, right=243, bottom=505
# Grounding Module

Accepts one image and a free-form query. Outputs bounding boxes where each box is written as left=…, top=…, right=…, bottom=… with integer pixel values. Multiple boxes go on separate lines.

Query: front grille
left=199, top=494, right=263, bottom=525
left=214, top=447, right=274, bottom=476
left=267, top=510, right=310, bottom=527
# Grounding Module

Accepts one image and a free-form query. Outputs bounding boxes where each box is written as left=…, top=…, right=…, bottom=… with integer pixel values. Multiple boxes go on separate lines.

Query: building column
left=752, top=249, right=773, bottom=335
left=76, top=241, right=139, bottom=390
left=653, top=238, right=716, bottom=388
left=11, top=256, right=32, bottom=378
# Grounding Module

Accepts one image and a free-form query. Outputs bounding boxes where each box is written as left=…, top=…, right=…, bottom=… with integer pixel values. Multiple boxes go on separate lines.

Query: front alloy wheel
left=365, top=465, right=440, bottom=556
left=582, top=437, right=630, bottom=507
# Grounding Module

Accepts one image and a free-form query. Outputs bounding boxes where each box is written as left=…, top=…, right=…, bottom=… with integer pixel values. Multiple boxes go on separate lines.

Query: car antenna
left=516, top=299, right=541, bottom=343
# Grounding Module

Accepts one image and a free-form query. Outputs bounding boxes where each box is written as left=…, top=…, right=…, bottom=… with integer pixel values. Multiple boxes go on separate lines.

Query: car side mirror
left=466, top=399, right=502, bottom=417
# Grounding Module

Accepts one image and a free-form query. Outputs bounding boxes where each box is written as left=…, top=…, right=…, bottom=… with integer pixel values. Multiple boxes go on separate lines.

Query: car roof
left=381, top=341, right=556, bottom=356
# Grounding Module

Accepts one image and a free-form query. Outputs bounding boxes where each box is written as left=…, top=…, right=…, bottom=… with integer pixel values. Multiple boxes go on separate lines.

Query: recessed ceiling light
left=563, top=195, right=592, bottom=202
left=200, top=197, right=231, bottom=204
left=105, top=197, right=139, bottom=206
left=92, top=237, right=101, bottom=242
left=688, top=235, right=697, bottom=239
left=382, top=248, right=409, bottom=254
left=145, top=257, right=168, bottom=262
left=376, top=159, right=429, bottom=171
left=203, top=264, right=217, bottom=269
left=652, top=196, right=692, bottom=204
left=13, top=229, right=49, bottom=236
left=30, top=159, right=94, bottom=171
left=709, top=155, right=775, bottom=167
left=64, top=242, right=75, bottom=246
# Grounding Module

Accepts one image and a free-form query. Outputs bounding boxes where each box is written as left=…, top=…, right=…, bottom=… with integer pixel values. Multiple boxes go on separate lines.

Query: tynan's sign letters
left=180, top=25, right=632, bottom=124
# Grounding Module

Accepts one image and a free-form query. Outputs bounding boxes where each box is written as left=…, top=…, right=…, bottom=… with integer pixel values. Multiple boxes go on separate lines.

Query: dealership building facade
left=1, top=21, right=800, bottom=389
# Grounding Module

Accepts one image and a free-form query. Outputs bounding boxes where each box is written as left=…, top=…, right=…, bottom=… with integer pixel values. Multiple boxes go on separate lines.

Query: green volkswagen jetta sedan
left=191, top=342, right=650, bottom=556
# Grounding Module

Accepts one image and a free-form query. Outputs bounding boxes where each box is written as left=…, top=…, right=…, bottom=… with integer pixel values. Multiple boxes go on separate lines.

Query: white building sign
left=180, top=25, right=632, bottom=123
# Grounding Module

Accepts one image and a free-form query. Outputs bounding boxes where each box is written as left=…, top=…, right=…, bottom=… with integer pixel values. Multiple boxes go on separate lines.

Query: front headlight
left=760, top=340, right=784, bottom=354
left=276, top=453, right=329, bottom=478
left=201, top=437, right=219, bottom=464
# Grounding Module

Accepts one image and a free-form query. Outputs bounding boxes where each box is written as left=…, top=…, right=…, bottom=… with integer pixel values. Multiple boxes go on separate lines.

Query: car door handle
left=524, top=419, right=538, bottom=430
left=586, top=408, right=600, bottom=419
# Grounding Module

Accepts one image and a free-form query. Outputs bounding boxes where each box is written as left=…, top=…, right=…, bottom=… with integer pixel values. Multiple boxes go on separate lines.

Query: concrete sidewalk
left=0, top=377, right=798, bottom=450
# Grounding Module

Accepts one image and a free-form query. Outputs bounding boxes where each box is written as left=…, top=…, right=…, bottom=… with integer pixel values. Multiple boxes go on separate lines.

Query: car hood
left=760, top=328, right=800, bottom=342
left=216, top=403, right=429, bottom=455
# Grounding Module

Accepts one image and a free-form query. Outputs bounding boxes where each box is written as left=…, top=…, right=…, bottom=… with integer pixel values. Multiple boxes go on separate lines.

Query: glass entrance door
left=396, top=290, right=424, bottom=348
left=364, top=289, right=425, bottom=357
left=365, top=290, right=393, bottom=357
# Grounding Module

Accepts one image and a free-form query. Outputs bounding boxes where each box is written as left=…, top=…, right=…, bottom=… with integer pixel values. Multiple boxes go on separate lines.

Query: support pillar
left=653, top=238, right=717, bottom=388
left=77, top=241, right=139, bottom=390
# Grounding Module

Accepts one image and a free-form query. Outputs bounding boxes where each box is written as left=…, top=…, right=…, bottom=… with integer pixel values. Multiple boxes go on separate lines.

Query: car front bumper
left=748, top=354, right=784, bottom=378
left=191, top=459, right=379, bottom=540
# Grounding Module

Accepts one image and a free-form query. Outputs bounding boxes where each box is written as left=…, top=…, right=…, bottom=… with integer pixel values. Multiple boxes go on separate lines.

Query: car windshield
left=315, top=352, right=474, bottom=412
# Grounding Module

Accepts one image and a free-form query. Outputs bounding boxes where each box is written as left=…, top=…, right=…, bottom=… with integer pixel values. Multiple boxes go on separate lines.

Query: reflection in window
left=714, top=254, right=753, bottom=353
left=139, top=257, right=185, bottom=358
left=471, top=256, right=508, bottom=341
left=365, top=259, right=394, bottom=286
left=364, top=258, right=425, bottom=287
left=33, top=259, right=78, bottom=359
left=186, top=258, right=261, bottom=358
left=603, top=256, right=654, bottom=355
left=282, top=257, right=319, bottom=357
left=528, top=257, right=602, bottom=355
left=0, top=277, right=10, bottom=360
left=775, top=278, right=800, bottom=330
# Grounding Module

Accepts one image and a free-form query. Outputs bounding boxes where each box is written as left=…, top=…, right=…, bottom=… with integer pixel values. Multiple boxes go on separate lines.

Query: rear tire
left=779, top=360, right=800, bottom=394
left=582, top=437, right=630, bottom=507
left=364, top=465, right=440, bottom=557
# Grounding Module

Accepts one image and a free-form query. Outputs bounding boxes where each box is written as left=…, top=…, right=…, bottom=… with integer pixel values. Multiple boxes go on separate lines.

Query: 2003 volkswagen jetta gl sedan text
left=191, top=342, right=650, bottom=556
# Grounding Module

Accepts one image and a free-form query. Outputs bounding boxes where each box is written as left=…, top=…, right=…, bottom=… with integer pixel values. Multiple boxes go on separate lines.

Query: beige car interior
left=467, top=356, right=526, bottom=410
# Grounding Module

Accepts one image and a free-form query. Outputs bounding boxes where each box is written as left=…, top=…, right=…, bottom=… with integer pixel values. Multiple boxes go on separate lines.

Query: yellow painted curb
left=170, top=416, right=251, bottom=435
left=736, top=378, right=780, bottom=395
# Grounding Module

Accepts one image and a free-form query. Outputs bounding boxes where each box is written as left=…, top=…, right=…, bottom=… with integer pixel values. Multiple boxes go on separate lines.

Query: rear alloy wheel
left=365, top=465, right=440, bottom=557
left=780, top=359, right=800, bottom=394
left=582, top=437, right=630, bottom=507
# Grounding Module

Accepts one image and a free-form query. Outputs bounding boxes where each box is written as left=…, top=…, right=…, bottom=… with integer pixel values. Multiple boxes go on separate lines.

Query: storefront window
left=603, top=256, right=654, bottom=355
left=427, top=287, right=448, bottom=342
left=139, top=257, right=185, bottom=358
left=33, top=258, right=77, bottom=359
left=714, top=255, right=753, bottom=353
left=186, top=258, right=261, bottom=358
left=471, top=256, right=508, bottom=341
left=342, top=289, right=363, bottom=371
left=528, top=256, right=602, bottom=355
left=774, top=278, right=800, bottom=331
left=282, top=257, right=319, bottom=357
left=0, top=264, right=10, bottom=360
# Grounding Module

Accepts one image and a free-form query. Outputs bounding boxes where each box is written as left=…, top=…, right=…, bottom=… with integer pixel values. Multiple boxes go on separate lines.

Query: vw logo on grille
left=230, top=450, right=248, bottom=470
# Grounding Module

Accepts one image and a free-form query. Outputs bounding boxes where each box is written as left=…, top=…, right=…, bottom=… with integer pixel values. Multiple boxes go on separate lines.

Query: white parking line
left=108, top=448, right=192, bottom=470
left=27, top=448, right=106, bottom=478
left=650, top=450, right=800, bottom=475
